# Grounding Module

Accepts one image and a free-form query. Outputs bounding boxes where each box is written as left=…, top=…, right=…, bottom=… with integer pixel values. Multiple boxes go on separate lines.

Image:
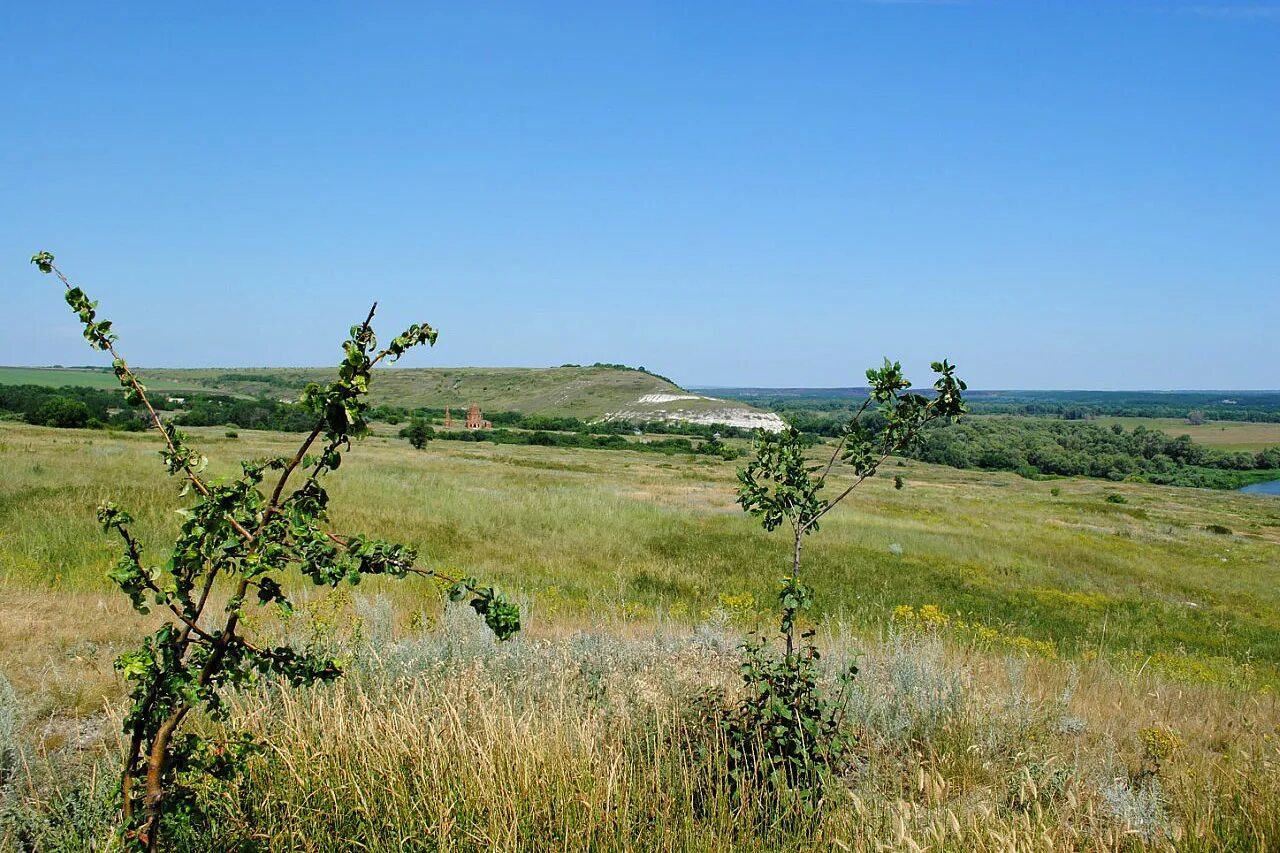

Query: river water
left=1240, top=479, right=1280, bottom=496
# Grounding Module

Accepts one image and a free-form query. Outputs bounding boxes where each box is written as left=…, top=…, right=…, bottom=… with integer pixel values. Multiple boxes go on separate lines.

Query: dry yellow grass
left=175, top=611, right=1280, bottom=849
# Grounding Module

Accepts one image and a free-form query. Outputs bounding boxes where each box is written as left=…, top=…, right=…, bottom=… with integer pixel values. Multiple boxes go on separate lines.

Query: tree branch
left=816, top=396, right=873, bottom=487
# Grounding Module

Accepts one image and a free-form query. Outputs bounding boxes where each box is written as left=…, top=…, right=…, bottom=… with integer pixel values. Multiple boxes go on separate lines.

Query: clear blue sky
left=3, top=1, right=1277, bottom=389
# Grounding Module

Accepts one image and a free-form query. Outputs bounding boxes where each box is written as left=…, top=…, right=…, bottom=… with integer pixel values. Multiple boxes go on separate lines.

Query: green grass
left=3, top=420, right=1279, bottom=691
left=1090, top=416, right=1280, bottom=451
left=0, top=366, right=186, bottom=391
left=4, top=419, right=1280, bottom=849
left=131, top=365, right=761, bottom=420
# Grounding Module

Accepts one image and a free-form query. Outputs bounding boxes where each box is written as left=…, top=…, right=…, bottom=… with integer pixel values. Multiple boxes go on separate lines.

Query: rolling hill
left=0, top=366, right=186, bottom=392
left=1, top=364, right=784, bottom=427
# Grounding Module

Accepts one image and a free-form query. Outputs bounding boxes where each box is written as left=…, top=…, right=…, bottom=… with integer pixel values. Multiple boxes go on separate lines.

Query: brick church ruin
left=443, top=404, right=491, bottom=430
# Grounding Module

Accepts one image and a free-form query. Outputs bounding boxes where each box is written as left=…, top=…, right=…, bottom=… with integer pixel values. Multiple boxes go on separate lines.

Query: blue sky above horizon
left=3, top=1, right=1277, bottom=390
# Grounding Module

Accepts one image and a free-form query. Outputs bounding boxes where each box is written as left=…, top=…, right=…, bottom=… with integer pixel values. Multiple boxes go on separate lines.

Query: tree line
left=911, top=417, right=1280, bottom=489
left=1, top=383, right=761, bottom=444
left=0, top=385, right=324, bottom=433
left=0, top=384, right=151, bottom=430
left=731, top=389, right=1280, bottom=425
left=400, top=419, right=741, bottom=459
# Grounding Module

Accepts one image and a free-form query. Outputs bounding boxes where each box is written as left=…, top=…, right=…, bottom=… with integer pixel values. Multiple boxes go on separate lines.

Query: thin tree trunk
left=142, top=704, right=191, bottom=852
left=788, top=529, right=803, bottom=657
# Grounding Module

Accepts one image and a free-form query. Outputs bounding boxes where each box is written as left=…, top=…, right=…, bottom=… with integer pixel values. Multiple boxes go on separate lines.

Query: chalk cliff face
left=603, top=394, right=786, bottom=432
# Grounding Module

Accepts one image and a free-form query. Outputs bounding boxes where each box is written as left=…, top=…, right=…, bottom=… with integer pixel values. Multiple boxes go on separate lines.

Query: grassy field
left=3, top=420, right=1280, bottom=848
left=0, top=366, right=185, bottom=392
left=1090, top=416, right=1280, bottom=452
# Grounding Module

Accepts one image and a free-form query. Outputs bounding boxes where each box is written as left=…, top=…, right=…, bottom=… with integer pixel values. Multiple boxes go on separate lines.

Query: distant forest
left=913, top=417, right=1280, bottom=490
left=708, top=388, right=1280, bottom=424
left=694, top=388, right=1280, bottom=489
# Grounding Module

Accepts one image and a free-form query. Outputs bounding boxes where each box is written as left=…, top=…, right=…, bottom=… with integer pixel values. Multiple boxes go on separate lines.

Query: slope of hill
left=0, top=366, right=186, bottom=392
left=127, top=365, right=782, bottom=427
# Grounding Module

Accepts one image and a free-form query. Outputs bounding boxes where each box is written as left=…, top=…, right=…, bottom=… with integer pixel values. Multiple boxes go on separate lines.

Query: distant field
left=0, top=366, right=185, bottom=391
left=1091, top=416, right=1280, bottom=451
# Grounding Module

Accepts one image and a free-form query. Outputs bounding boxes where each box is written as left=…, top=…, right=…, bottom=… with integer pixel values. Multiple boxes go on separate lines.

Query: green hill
left=1, top=364, right=783, bottom=426
left=0, top=366, right=186, bottom=391
left=130, top=365, right=678, bottom=418
left=129, top=365, right=776, bottom=424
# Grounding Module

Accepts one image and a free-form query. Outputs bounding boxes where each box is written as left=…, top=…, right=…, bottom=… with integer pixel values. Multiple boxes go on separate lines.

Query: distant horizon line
left=688, top=385, right=1280, bottom=394
left=3, top=364, right=1279, bottom=395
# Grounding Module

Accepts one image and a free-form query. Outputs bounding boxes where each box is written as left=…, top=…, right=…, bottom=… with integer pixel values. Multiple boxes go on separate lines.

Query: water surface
left=1240, top=479, right=1280, bottom=496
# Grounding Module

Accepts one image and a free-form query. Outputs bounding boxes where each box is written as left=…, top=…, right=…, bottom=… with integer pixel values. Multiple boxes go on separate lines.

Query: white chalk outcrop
left=603, top=395, right=786, bottom=432
left=635, top=393, right=709, bottom=404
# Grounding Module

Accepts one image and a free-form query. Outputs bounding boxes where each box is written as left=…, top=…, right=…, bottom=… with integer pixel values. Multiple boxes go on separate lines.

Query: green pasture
left=1091, top=415, right=1280, bottom=452
left=3, top=420, right=1278, bottom=690
left=0, top=366, right=183, bottom=391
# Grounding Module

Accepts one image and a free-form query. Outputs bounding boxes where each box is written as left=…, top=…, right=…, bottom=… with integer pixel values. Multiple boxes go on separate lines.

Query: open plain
left=3, top=419, right=1280, bottom=849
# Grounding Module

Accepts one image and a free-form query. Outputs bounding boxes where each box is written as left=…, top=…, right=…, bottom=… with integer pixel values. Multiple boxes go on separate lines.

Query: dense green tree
left=399, top=417, right=436, bottom=448
left=28, top=395, right=91, bottom=428
left=913, top=417, right=1280, bottom=489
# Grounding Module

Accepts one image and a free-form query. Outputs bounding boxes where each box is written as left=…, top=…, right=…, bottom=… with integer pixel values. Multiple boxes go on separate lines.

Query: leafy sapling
left=31, top=252, right=520, bottom=851
left=728, top=358, right=965, bottom=790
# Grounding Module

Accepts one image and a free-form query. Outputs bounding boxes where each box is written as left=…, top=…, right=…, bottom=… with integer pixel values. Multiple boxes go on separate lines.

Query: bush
left=27, top=396, right=91, bottom=429
left=399, top=418, right=436, bottom=449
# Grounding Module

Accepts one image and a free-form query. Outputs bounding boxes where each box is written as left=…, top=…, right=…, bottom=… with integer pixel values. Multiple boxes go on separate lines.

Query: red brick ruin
left=465, top=403, right=492, bottom=430
left=443, top=406, right=453, bottom=427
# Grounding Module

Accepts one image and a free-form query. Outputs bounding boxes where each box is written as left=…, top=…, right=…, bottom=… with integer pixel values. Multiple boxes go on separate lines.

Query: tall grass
left=9, top=601, right=1275, bottom=850
left=205, top=608, right=1280, bottom=851
left=4, top=420, right=1280, bottom=705
left=3, top=420, right=1280, bottom=849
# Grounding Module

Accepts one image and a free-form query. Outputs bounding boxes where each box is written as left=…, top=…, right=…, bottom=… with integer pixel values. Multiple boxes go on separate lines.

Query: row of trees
left=173, top=397, right=316, bottom=432
left=400, top=419, right=741, bottom=459
left=3, top=382, right=761, bottom=443
left=2, top=386, right=354, bottom=434
left=0, top=384, right=149, bottom=429
left=962, top=400, right=1280, bottom=423
left=732, top=389, right=1280, bottom=424
left=390, top=407, right=757, bottom=439
left=19, top=385, right=1268, bottom=490
left=913, top=418, right=1280, bottom=487
left=556, top=361, right=679, bottom=385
